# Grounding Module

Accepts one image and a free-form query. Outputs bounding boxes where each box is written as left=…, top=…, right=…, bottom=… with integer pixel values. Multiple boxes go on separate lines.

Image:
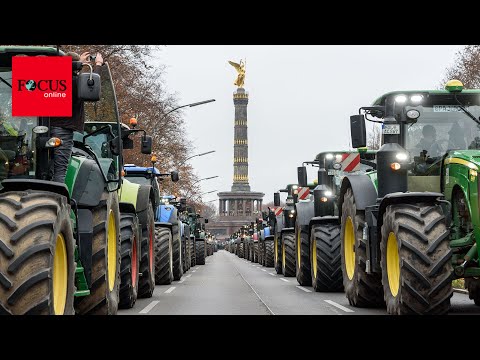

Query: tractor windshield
left=404, top=94, right=480, bottom=159
left=0, top=69, right=38, bottom=183
left=125, top=175, right=151, bottom=186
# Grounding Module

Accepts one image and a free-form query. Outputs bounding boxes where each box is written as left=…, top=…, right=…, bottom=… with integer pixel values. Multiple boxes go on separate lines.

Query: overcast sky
left=155, top=45, right=463, bottom=206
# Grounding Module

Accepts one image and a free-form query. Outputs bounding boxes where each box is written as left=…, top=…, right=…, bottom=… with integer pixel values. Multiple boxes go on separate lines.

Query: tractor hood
left=157, top=204, right=176, bottom=223
left=445, top=150, right=480, bottom=170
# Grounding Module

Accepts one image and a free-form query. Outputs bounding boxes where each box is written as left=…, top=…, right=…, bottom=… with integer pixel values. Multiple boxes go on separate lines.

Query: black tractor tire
left=190, top=237, right=196, bottom=267
left=282, top=232, right=296, bottom=277
left=75, top=191, right=121, bottom=315
left=172, top=223, right=183, bottom=281
left=238, top=242, right=244, bottom=258
left=137, top=203, right=155, bottom=298
left=380, top=204, right=452, bottom=315
left=118, top=213, right=140, bottom=309
left=340, top=188, right=384, bottom=308
left=265, top=239, right=274, bottom=267
left=154, top=227, right=173, bottom=285
left=296, top=227, right=311, bottom=286
left=183, top=233, right=190, bottom=272
left=253, top=242, right=258, bottom=263
left=274, top=235, right=283, bottom=274
left=258, top=241, right=264, bottom=266
left=466, top=278, right=480, bottom=306
left=310, top=223, right=343, bottom=292
left=0, top=191, right=75, bottom=315
left=196, top=240, right=206, bottom=265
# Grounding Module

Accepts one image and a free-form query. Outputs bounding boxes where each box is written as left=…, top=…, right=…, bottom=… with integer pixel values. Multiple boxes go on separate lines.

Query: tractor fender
left=136, top=184, right=155, bottom=215
left=377, top=192, right=445, bottom=234
left=70, top=158, right=106, bottom=207
left=0, top=179, right=70, bottom=201
left=309, top=215, right=340, bottom=233
left=119, top=178, right=140, bottom=210
left=155, top=221, right=172, bottom=229
left=119, top=202, right=136, bottom=215
left=265, top=235, right=274, bottom=241
left=295, top=199, right=314, bottom=234
left=280, top=227, right=295, bottom=236
left=338, top=174, right=378, bottom=215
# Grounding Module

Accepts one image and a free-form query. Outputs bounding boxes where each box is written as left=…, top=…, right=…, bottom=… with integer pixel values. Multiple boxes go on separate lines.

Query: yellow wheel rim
left=107, top=210, right=117, bottom=292
left=344, top=216, right=355, bottom=280
left=53, top=233, right=68, bottom=315
left=312, top=237, right=317, bottom=279
left=387, top=232, right=400, bottom=297
left=274, top=237, right=278, bottom=264
left=297, top=230, right=301, bottom=267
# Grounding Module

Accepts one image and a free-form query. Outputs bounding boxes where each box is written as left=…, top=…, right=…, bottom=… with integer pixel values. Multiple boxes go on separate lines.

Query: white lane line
left=186, top=274, right=192, bottom=278
left=165, top=287, right=176, bottom=294
left=195, top=267, right=200, bottom=270
left=261, top=269, right=267, bottom=272
left=139, top=301, right=159, bottom=314
left=192, top=270, right=196, bottom=273
left=268, top=273, right=276, bottom=276
left=179, top=279, right=185, bottom=283
left=324, top=300, right=354, bottom=313
left=279, top=278, right=289, bottom=282
left=296, top=286, right=312, bottom=293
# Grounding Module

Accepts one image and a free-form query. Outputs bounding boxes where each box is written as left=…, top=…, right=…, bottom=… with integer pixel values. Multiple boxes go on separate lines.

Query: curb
left=453, top=288, right=468, bottom=295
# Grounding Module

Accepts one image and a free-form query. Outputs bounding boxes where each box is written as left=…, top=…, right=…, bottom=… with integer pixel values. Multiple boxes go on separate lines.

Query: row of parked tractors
left=228, top=78, right=480, bottom=314
left=0, top=46, right=212, bottom=314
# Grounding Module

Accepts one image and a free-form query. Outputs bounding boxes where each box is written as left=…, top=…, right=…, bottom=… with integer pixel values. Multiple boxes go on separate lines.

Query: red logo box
left=12, top=56, right=72, bottom=117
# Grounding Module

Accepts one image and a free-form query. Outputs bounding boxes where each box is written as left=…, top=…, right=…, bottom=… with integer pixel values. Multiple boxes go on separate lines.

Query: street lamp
left=192, top=175, right=218, bottom=186
left=178, top=150, right=216, bottom=168
left=162, top=99, right=215, bottom=120
left=200, top=190, right=218, bottom=196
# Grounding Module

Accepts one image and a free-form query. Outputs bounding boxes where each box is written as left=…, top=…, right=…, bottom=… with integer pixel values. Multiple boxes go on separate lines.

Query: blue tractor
left=124, top=164, right=189, bottom=283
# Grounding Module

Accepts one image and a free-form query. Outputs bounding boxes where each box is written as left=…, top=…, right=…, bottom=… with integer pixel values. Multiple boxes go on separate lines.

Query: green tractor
left=84, top=119, right=156, bottom=308
left=183, top=205, right=208, bottom=265
left=273, top=184, right=299, bottom=276
left=294, top=150, right=377, bottom=291
left=0, top=46, right=151, bottom=314
left=339, top=79, right=480, bottom=314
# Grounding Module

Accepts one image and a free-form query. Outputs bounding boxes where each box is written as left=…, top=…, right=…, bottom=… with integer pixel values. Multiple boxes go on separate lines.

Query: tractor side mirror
left=171, top=170, right=179, bottom=182
left=274, top=192, right=280, bottom=207
left=141, top=135, right=153, bottom=154
left=350, top=115, right=366, bottom=148
left=78, top=71, right=101, bottom=102
left=297, top=166, right=307, bottom=187
left=109, top=136, right=121, bottom=156
left=204, top=219, right=209, bottom=224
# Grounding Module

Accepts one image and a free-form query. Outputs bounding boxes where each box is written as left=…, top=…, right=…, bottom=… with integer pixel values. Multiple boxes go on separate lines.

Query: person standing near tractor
left=50, top=51, right=104, bottom=183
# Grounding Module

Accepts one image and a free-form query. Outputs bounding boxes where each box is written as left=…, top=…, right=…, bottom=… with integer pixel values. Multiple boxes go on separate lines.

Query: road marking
left=324, top=300, right=354, bottom=313
left=139, top=301, right=159, bottom=314
left=232, top=263, right=275, bottom=315
left=261, top=269, right=267, bottom=272
left=279, top=278, right=289, bottom=282
left=192, top=270, right=196, bottom=273
left=186, top=274, right=192, bottom=278
left=296, top=286, right=312, bottom=293
left=179, top=279, right=185, bottom=283
left=195, top=267, right=200, bottom=270
left=165, top=287, right=176, bottom=294
left=269, top=273, right=276, bottom=276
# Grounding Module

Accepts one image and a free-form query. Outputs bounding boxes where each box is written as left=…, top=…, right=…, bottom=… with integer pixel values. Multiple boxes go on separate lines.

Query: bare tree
left=442, top=46, right=480, bottom=89
left=367, top=123, right=382, bottom=150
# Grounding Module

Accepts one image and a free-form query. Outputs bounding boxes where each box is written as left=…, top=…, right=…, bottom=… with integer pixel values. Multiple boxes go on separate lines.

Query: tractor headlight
left=326, top=153, right=334, bottom=160
left=396, top=153, right=409, bottom=161
left=45, top=137, right=62, bottom=148
left=390, top=162, right=401, bottom=171
left=395, top=95, right=407, bottom=103
left=324, top=191, right=332, bottom=197
left=406, top=109, right=420, bottom=120
left=410, top=94, right=423, bottom=103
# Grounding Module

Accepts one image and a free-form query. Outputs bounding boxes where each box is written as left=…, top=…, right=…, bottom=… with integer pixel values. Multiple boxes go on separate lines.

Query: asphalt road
left=119, top=250, right=479, bottom=315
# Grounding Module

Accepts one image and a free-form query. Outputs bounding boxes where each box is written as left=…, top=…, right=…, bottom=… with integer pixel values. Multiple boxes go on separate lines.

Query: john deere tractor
left=0, top=46, right=151, bottom=314
left=339, top=80, right=480, bottom=315
left=294, top=150, right=377, bottom=291
left=273, top=184, right=298, bottom=276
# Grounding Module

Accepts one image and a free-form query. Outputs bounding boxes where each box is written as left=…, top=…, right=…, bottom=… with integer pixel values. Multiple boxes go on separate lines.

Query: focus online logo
left=17, top=79, right=68, bottom=98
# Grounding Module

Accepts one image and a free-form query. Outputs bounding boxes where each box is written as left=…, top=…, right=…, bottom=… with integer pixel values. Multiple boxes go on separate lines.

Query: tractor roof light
left=129, top=117, right=138, bottom=128
left=395, top=95, right=407, bottom=103
left=151, top=155, right=157, bottom=163
left=445, top=79, right=464, bottom=93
